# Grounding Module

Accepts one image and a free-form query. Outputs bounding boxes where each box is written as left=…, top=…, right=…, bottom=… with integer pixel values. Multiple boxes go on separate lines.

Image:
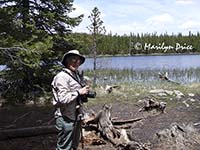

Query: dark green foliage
left=0, top=0, right=83, bottom=39
left=0, top=38, right=55, bottom=103
left=71, top=32, right=200, bottom=55
left=0, top=0, right=83, bottom=104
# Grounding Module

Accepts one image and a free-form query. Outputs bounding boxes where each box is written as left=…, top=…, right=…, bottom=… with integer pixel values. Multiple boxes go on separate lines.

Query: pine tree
left=87, top=7, right=106, bottom=86
left=0, top=0, right=83, bottom=41
left=0, top=0, right=83, bottom=103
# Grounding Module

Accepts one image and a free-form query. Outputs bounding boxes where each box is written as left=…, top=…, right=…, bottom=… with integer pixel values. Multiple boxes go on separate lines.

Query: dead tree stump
left=85, top=104, right=149, bottom=149
left=86, top=104, right=121, bottom=145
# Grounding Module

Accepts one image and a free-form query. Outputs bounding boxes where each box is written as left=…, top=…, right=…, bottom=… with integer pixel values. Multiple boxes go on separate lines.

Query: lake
left=81, top=54, right=200, bottom=70
left=1, top=54, right=200, bottom=83
left=80, top=54, right=200, bottom=84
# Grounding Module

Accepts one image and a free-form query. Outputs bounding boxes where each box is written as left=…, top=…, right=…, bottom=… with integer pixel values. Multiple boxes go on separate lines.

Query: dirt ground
left=0, top=99, right=200, bottom=150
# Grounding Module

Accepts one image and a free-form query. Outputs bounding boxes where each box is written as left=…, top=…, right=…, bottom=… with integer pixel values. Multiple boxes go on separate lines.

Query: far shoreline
left=86, top=52, right=200, bottom=58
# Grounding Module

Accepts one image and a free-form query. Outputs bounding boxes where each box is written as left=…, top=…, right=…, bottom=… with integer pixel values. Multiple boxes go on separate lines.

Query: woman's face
left=66, top=55, right=81, bottom=71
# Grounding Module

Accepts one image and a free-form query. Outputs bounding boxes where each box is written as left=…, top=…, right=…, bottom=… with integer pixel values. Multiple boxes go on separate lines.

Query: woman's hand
left=78, top=86, right=89, bottom=95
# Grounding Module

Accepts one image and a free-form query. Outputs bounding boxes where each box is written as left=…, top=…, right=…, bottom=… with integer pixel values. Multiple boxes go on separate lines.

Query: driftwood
left=0, top=104, right=147, bottom=149
left=105, top=85, right=121, bottom=93
left=85, top=104, right=122, bottom=145
left=85, top=104, right=148, bottom=149
left=158, top=72, right=180, bottom=84
left=0, top=125, right=56, bottom=141
left=158, top=72, right=170, bottom=81
left=138, top=98, right=167, bottom=113
left=112, top=118, right=143, bottom=126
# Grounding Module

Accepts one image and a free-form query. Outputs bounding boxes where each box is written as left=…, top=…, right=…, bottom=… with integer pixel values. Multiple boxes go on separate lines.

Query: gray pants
left=55, top=116, right=81, bottom=150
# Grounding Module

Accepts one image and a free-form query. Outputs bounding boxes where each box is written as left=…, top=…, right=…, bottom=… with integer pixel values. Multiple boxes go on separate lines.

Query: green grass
left=86, top=80, right=200, bottom=107
left=84, top=68, right=200, bottom=84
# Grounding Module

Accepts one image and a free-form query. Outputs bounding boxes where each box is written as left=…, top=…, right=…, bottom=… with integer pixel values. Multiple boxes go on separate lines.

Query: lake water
left=81, top=54, right=200, bottom=70
left=1, top=54, right=200, bottom=83
left=80, top=54, right=200, bottom=84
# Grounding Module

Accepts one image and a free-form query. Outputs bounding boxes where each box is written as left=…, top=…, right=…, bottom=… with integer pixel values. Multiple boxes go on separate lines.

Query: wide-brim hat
left=61, top=50, right=85, bottom=66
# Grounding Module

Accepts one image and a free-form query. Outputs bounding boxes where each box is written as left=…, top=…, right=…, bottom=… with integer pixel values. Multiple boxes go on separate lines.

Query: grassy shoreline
left=85, top=52, right=200, bottom=58
left=84, top=68, right=200, bottom=85
left=86, top=80, right=200, bottom=107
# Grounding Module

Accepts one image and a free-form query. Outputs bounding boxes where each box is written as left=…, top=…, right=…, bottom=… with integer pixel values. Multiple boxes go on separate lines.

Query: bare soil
left=0, top=99, right=200, bottom=150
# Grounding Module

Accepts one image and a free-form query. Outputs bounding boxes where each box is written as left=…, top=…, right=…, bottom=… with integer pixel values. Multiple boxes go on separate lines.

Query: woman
left=52, top=50, right=89, bottom=150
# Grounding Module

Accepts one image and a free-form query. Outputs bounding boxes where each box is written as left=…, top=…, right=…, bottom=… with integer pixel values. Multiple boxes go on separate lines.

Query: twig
left=12, top=111, right=33, bottom=123
left=42, top=118, right=55, bottom=125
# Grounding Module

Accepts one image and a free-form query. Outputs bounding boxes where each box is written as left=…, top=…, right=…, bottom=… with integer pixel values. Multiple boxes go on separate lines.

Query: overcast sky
left=70, top=0, right=200, bottom=35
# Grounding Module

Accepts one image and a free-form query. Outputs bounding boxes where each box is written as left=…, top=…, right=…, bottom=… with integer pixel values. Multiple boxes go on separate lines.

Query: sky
left=70, top=0, right=200, bottom=35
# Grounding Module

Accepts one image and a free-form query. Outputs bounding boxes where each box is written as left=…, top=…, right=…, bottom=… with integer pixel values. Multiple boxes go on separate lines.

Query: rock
left=105, top=85, right=113, bottom=93
left=137, top=100, right=143, bottom=104
left=173, top=90, right=184, bottom=98
left=149, top=89, right=173, bottom=97
left=188, top=93, right=195, bottom=97
left=189, top=98, right=196, bottom=102
left=149, top=89, right=185, bottom=99
left=26, top=100, right=34, bottom=106
left=182, top=101, right=189, bottom=107
left=149, top=89, right=165, bottom=94
left=158, top=93, right=167, bottom=96
left=135, top=93, right=140, bottom=96
left=155, top=123, right=199, bottom=150
left=164, top=90, right=174, bottom=95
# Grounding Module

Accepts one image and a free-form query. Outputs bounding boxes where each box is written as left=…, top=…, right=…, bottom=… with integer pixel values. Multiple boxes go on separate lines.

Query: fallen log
left=0, top=104, right=148, bottom=149
left=0, top=125, right=56, bottom=141
left=112, top=117, right=143, bottom=125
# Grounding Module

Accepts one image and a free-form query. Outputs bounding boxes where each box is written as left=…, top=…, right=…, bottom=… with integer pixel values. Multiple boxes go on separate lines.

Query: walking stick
left=80, top=120, right=84, bottom=149
left=76, top=106, right=85, bottom=149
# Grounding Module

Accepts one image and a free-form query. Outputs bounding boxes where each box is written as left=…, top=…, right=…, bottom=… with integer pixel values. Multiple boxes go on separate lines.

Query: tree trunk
left=85, top=104, right=147, bottom=149
left=93, top=33, right=97, bottom=86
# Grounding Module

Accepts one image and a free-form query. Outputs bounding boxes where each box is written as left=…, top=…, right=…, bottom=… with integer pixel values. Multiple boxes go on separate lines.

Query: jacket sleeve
left=52, top=74, right=79, bottom=105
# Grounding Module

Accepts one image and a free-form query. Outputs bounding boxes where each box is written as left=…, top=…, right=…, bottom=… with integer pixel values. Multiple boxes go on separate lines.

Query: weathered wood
left=85, top=104, right=148, bottom=149
left=0, top=104, right=148, bottom=149
left=138, top=98, right=167, bottom=113
left=158, top=72, right=180, bottom=84
left=0, top=125, right=56, bottom=141
left=158, top=72, right=170, bottom=81
left=112, top=117, right=143, bottom=125
left=105, top=85, right=121, bottom=93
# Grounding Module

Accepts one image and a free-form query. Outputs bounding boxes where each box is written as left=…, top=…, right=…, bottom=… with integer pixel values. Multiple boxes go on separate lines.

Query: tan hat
left=61, top=50, right=85, bottom=66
